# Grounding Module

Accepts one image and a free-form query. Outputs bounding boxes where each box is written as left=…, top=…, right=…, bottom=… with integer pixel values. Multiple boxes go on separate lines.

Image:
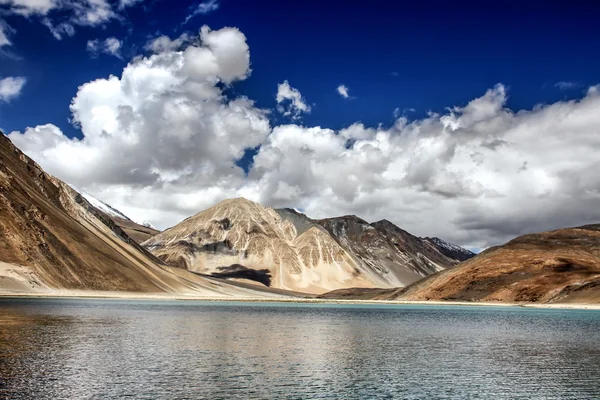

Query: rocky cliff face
left=143, top=200, right=473, bottom=293
left=321, top=225, right=600, bottom=303
left=0, top=133, right=276, bottom=298
left=317, top=217, right=473, bottom=287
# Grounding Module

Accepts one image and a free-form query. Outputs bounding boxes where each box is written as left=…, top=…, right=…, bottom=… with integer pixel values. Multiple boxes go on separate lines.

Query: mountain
left=142, top=200, right=472, bottom=293
left=321, top=225, right=600, bottom=303
left=79, top=191, right=160, bottom=243
left=0, top=133, right=277, bottom=298
left=424, top=237, right=475, bottom=262
left=316, top=216, right=471, bottom=287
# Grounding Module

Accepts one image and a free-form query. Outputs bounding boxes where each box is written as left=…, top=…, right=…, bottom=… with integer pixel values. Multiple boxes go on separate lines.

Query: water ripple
left=0, top=299, right=599, bottom=399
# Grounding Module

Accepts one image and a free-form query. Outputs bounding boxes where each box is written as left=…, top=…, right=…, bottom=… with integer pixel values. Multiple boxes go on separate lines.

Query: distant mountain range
left=143, top=200, right=472, bottom=293
left=1, top=131, right=598, bottom=303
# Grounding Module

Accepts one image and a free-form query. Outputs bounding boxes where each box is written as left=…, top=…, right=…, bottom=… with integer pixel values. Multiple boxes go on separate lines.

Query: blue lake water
left=0, top=298, right=599, bottom=399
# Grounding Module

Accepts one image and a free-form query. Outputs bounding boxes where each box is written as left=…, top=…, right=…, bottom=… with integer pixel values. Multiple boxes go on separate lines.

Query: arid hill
left=320, top=225, right=600, bottom=303
left=0, top=133, right=278, bottom=298
left=143, top=200, right=472, bottom=293
left=317, top=216, right=473, bottom=285
left=112, top=217, right=160, bottom=244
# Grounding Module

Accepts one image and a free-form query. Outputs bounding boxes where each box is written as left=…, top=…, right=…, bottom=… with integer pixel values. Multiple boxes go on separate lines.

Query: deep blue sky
left=1, top=0, right=600, bottom=141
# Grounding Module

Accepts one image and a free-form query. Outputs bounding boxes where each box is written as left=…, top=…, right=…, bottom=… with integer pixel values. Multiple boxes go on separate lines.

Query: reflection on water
left=0, top=299, right=599, bottom=399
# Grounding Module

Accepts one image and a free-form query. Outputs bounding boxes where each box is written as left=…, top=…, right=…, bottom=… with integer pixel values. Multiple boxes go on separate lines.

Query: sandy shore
left=1, top=289, right=599, bottom=310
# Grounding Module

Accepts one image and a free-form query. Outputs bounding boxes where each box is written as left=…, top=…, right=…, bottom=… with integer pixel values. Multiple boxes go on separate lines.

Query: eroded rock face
left=317, top=216, right=473, bottom=287
left=143, top=200, right=473, bottom=294
left=143, top=198, right=372, bottom=293
left=322, top=225, right=600, bottom=303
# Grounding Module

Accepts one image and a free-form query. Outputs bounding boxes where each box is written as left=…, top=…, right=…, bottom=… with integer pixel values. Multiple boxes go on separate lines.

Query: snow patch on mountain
left=425, top=237, right=475, bottom=261
left=79, top=191, right=132, bottom=221
left=141, top=221, right=158, bottom=230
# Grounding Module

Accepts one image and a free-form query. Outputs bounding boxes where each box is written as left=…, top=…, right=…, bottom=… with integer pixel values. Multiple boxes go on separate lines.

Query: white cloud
left=1, top=0, right=120, bottom=40
left=0, top=76, right=26, bottom=101
left=146, top=33, right=191, bottom=53
left=337, top=84, right=349, bottom=98
left=87, top=37, right=122, bottom=58
left=276, top=81, right=310, bottom=120
left=118, top=0, right=144, bottom=9
left=0, top=21, right=13, bottom=46
left=393, top=107, right=415, bottom=118
left=41, top=19, right=75, bottom=40
left=9, top=26, right=267, bottom=228
left=183, top=0, right=219, bottom=25
left=555, top=81, right=580, bottom=90
left=0, top=0, right=58, bottom=16
left=8, top=26, right=600, bottom=251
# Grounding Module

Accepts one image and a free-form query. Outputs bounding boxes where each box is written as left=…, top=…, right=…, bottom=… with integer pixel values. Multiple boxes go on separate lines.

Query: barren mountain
left=317, top=216, right=473, bottom=287
left=321, top=225, right=600, bottom=303
left=80, top=192, right=160, bottom=243
left=143, top=201, right=472, bottom=293
left=0, top=133, right=277, bottom=298
left=143, top=198, right=369, bottom=293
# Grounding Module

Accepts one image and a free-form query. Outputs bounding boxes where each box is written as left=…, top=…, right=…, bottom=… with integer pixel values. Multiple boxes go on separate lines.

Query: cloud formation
left=0, top=76, right=26, bottom=101
left=554, top=81, right=580, bottom=90
left=146, top=32, right=192, bottom=53
left=118, top=0, right=144, bottom=9
left=183, top=0, right=219, bottom=25
left=0, top=0, right=142, bottom=41
left=337, top=84, right=349, bottom=98
left=276, top=81, right=311, bottom=120
left=8, top=27, right=600, bottom=250
left=0, top=21, right=12, bottom=46
left=86, top=37, right=122, bottom=58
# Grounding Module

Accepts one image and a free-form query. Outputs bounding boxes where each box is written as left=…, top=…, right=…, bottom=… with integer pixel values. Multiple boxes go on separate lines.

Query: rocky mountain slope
left=317, top=216, right=473, bottom=287
left=0, top=133, right=278, bottom=298
left=321, top=225, right=600, bottom=303
left=80, top=192, right=160, bottom=243
left=143, top=200, right=473, bottom=293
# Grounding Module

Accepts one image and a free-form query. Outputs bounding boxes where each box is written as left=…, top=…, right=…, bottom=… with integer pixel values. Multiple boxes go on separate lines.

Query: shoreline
left=1, top=290, right=599, bottom=310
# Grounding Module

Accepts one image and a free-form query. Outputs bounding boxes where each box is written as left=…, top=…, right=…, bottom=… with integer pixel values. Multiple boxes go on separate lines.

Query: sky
left=1, top=0, right=600, bottom=251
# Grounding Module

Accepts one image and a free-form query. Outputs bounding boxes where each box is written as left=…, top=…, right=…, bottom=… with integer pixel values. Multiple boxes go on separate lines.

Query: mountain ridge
left=320, top=224, right=600, bottom=303
left=142, top=197, right=472, bottom=293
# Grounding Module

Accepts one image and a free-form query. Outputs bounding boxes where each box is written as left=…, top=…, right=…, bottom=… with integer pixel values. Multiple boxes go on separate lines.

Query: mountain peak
left=221, top=196, right=256, bottom=204
left=210, top=197, right=262, bottom=210
left=319, top=214, right=369, bottom=225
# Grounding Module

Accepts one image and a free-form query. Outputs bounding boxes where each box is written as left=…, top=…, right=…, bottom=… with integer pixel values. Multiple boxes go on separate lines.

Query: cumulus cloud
left=87, top=37, right=122, bottom=58
left=8, top=26, right=600, bottom=250
left=276, top=81, right=311, bottom=120
left=337, top=84, right=349, bottom=98
left=0, top=76, right=26, bottom=101
left=9, top=26, right=268, bottom=228
left=182, top=0, right=219, bottom=25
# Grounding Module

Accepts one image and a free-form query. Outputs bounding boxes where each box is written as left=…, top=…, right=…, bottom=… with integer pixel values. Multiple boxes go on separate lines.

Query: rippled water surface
left=1, top=298, right=599, bottom=399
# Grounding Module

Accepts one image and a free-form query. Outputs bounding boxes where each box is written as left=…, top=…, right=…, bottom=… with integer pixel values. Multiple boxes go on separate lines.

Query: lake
left=0, top=298, right=599, bottom=399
